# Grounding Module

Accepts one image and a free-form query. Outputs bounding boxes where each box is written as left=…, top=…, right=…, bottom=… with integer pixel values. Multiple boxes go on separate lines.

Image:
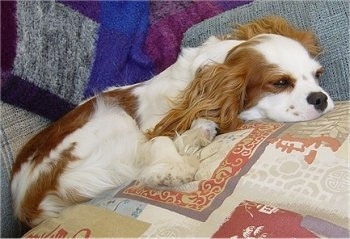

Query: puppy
left=11, top=16, right=334, bottom=227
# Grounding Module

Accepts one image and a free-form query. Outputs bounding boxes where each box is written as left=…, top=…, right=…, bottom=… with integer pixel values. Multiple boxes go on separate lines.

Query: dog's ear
left=233, top=16, right=321, bottom=57
left=146, top=62, right=247, bottom=139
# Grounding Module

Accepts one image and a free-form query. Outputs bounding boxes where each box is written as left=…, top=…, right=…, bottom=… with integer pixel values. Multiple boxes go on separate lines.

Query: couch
left=1, top=1, right=349, bottom=238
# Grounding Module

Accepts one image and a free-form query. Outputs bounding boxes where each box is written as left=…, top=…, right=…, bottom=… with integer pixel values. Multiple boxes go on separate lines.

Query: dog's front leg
left=137, top=118, right=217, bottom=188
left=174, top=118, right=218, bottom=156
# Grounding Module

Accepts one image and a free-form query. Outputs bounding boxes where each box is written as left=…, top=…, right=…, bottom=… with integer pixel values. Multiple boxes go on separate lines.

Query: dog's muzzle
left=307, top=92, right=328, bottom=112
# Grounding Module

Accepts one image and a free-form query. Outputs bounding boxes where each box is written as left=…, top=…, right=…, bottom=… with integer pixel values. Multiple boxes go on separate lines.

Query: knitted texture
left=183, top=0, right=350, bottom=101
left=1, top=0, right=249, bottom=120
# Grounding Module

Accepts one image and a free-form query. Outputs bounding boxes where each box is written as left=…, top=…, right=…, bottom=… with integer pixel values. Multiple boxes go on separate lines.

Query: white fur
left=12, top=34, right=334, bottom=226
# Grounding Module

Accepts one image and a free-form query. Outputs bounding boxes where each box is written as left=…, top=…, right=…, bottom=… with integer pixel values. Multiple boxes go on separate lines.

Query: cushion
left=23, top=204, right=150, bottom=238
left=24, top=101, right=350, bottom=238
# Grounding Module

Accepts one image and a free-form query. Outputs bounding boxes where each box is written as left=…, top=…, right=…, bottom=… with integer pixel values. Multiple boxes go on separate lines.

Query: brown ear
left=233, top=16, right=321, bottom=57
left=146, top=63, right=246, bottom=139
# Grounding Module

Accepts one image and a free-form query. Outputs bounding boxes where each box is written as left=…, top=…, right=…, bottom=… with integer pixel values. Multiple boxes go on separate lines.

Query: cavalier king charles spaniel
left=12, top=16, right=334, bottom=226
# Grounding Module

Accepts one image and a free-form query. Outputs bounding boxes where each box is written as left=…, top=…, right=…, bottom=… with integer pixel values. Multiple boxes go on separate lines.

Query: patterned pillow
left=23, top=102, right=350, bottom=238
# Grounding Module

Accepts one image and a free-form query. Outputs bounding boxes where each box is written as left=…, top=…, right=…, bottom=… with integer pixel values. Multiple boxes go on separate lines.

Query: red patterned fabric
left=118, top=122, right=285, bottom=221
left=213, top=201, right=318, bottom=238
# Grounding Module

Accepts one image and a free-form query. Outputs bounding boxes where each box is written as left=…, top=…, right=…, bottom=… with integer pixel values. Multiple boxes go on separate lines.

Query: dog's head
left=148, top=16, right=334, bottom=138
left=236, top=33, right=334, bottom=122
left=231, top=16, right=334, bottom=122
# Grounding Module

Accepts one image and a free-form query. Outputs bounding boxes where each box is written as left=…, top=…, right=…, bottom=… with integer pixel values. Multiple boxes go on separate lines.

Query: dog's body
left=11, top=17, right=334, bottom=227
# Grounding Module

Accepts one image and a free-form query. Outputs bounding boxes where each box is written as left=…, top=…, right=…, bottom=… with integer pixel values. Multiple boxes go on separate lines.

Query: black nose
left=307, top=92, right=328, bottom=111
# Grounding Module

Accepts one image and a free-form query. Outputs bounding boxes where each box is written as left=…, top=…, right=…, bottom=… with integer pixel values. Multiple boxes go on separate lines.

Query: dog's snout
left=307, top=92, right=328, bottom=111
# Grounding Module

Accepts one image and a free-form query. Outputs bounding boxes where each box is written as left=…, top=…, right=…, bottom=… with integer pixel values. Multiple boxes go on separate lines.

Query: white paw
left=139, top=156, right=199, bottom=188
left=190, top=118, right=218, bottom=143
left=174, top=119, right=218, bottom=155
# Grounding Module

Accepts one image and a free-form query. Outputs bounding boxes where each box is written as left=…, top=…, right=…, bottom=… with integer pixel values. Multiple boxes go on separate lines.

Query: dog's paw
left=190, top=118, right=218, bottom=143
left=139, top=157, right=198, bottom=188
left=174, top=119, right=218, bottom=155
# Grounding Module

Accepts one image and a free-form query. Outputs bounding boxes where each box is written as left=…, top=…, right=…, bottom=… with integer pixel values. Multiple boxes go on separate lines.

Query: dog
left=11, top=16, right=334, bottom=227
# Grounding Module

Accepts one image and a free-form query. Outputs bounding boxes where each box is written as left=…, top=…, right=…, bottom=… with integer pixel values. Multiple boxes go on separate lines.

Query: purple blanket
left=1, top=1, right=250, bottom=121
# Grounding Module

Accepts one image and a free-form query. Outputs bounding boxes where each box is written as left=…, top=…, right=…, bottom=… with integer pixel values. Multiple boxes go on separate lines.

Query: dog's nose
left=307, top=92, right=328, bottom=111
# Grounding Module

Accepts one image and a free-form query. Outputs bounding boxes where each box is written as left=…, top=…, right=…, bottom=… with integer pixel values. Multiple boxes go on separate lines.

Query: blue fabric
left=85, top=1, right=153, bottom=97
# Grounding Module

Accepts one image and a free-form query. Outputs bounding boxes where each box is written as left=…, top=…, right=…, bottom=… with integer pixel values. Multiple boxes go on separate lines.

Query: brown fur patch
left=18, top=144, right=81, bottom=226
left=12, top=101, right=94, bottom=176
left=12, top=86, right=138, bottom=176
left=101, top=86, right=138, bottom=118
left=232, top=16, right=321, bottom=57
left=11, top=86, right=138, bottom=226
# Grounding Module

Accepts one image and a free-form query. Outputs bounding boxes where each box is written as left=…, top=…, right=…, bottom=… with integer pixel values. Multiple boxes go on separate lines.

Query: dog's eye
left=273, top=79, right=290, bottom=88
left=315, top=71, right=322, bottom=79
left=315, top=68, right=324, bottom=79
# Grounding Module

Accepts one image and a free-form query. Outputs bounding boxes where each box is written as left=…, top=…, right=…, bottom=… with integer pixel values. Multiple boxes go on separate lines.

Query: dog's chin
left=274, top=106, right=335, bottom=122
left=240, top=104, right=333, bottom=123
left=265, top=109, right=325, bottom=123
left=286, top=111, right=324, bottom=122
left=297, top=101, right=335, bottom=122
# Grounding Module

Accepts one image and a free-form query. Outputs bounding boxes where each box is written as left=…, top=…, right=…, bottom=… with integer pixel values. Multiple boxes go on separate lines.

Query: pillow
left=24, top=101, right=350, bottom=238
left=23, top=204, right=150, bottom=238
